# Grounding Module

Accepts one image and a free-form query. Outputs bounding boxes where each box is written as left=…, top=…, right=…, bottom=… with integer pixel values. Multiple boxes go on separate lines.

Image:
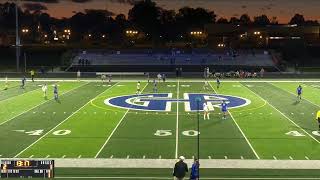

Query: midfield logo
left=105, top=93, right=250, bottom=112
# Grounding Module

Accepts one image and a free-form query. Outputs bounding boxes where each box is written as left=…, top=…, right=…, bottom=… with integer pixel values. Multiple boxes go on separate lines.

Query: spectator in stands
left=176, top=68, right=179, bottom=77
left=260, top=68, right=265, bottom=78
left=173, top=156, right=188, bottom=180
left=162, top=73, right=166, bottom=82
left=157, top=73, right=162, bottom=82
left=77, top=70, right=81, bottom=81
left=30, top=70, right=35, bottom=82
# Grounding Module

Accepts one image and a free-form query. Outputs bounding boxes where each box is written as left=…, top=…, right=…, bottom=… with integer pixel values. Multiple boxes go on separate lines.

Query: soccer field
left=1, top=79, right=320, bottom=160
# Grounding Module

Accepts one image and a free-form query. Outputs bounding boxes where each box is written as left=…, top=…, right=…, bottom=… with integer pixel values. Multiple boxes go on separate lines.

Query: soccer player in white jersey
left=42, top=84, right=48, bottom=99
left=4, top=76, right=8, bottom=90
left=203, top=81, right=210, bottom=90
left=136, top=81, right=141, bottom=94
left=203, top=102, right=211, bottom=120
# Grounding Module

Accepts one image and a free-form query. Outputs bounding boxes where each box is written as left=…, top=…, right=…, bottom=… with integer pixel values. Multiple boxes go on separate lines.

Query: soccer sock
left=207, top=113, right=210, bottom=119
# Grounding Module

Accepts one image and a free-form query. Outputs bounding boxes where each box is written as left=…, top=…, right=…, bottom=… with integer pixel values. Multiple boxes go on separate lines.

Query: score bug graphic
left=105, top=93, right=251, bottom=112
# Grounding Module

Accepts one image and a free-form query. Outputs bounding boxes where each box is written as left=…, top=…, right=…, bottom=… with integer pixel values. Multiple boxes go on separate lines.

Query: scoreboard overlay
left=1, top=160, right=54, bottom=178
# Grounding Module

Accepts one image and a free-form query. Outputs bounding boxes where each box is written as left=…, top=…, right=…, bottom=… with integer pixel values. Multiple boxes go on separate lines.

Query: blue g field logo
left=105, top=93, right=250, bottom=112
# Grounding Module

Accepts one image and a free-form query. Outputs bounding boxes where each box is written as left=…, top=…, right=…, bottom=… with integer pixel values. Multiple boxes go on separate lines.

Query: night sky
left=3, top=0, right=320, bottom=23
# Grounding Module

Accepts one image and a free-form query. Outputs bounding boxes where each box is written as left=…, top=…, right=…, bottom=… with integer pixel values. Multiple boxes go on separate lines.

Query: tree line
left=0, top=0, right=319, bottom=43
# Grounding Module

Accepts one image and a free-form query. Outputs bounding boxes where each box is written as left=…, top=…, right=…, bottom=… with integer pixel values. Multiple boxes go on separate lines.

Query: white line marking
left=289, top=156, right=293, bottom=160
left=0, top=82, right=89, bottom=127
left=243, top=84, right=320, bottom=144
left=271, top=82, right=320, bottom=109
left=14, top=83, right=117, bottom=158
left=78, top=155, right=82, bottom=158
left=209, top=83, right=260, bottom=160
left=305, top=156, right=310, bottom=160
left=94, top=83, right=147, bottom=158
left=208, top=156, right=211, bottom=159
left=45, top=155, right=50, bottom=158
left=273, top=156, right=277, bottom=160
left=175, top=80, right=180, bottom=159
left=0, top=85, right=44, bottom=103
left=62, top=155, right=66, bottom=158
left=109, top=155, right=113, bottom=159
left=159, top=155, right=162, bottom=159
left=241, top=156, right=244, bottom=159
left=29, top=155, right=33, bottom=158
left=126, top=155, right=130, bottom=159
left=224, top=156, right=228, bottom=159
left=94, top=109, right=128, bottom=158
left=143, top=155, right=146, bottom=159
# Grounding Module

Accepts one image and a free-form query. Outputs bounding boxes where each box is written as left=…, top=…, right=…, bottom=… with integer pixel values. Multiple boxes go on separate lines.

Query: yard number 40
left=25, top=129, right=71, bottom=136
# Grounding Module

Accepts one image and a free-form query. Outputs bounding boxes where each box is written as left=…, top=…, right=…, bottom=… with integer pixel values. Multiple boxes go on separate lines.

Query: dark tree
left=216, top=17, right=229, bottom=24
left=253, top=15, right=270, bottom=26
left=128, top=0, right=161, bottom=38
left=229, top=17, right=240, bottom=24
left=239, top=14, right=251, bottom=25
left=289, top=14, right=305, bottom=25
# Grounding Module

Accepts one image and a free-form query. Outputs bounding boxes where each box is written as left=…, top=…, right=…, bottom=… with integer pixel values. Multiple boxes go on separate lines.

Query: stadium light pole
left=196, top=97, right=201, bottom=178
left=15, top=0, right=20, bottom=72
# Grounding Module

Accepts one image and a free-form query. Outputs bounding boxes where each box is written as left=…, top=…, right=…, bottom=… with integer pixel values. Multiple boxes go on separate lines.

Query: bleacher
left=67, top=49, right=279, bottom=72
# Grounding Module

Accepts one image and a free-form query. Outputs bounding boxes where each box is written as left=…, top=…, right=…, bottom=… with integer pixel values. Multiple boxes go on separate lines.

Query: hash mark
left=78, top=155, right=82, bottom=158
left=143, top=155, right=146, bottom=159
left=45, top=155, right=50, bottom=158
left=273, top=156, right=277, bottom=160
left=224, top=156, right=228, bottom=159
left=29, top=155, right=34, bottom=158
left=110, top=155, right=113, bottom=159
left=305, top=156, right=310, bottom=160
left=208, top=156, right=211, bottom=159
left=126, top=155, right=130, bottom=159
left=159, top=155, right=162, bottom=159
left=62, top=155, right=66, bottom=158
left=289, top=156, right=293, bottom=160
left=241, top=156, right=244, bottom=159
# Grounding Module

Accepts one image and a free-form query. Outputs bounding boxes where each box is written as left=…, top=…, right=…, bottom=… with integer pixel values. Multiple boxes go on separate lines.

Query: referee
left=317, top=110, right=320, bottom=131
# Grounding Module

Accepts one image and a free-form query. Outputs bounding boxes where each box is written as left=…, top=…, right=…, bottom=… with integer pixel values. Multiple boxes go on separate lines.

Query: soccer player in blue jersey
left=53, top=84, right=59, bottom=101
left=297, top=85, right=302, bottom=102
left=216, top=78, right=220, bottom=89
left=21, top=76, right=26, bottom=89
left=221, top=100, right=228, bottom=119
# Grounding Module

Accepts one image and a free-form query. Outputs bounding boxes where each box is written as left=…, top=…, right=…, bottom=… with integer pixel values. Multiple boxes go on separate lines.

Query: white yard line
left=94, top=83, right=149, bottom=158
left=242, top=84, right=320, bottom=144
left=209, top=82, right=260, bottom=159
left=14, top=82, right=118, bottom=158
left=0, top=84, right=44, bottom=103
left=269, top=82, right=320, bottom=108
left=0, top=82, right=89, bottom=127
left=175, top=80, right=180, bottom=159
